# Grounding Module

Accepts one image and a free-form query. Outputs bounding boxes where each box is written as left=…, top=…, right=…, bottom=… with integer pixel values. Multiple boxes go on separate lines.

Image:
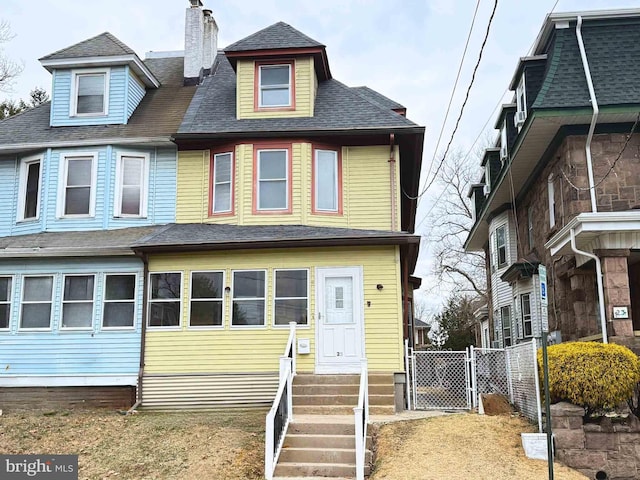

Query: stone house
left=465, top=8, right=640, bottom=348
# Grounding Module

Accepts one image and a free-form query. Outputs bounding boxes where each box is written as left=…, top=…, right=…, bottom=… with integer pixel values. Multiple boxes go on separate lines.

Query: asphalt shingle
left=39, top=32, right=136, bottom=61
left=178, top=54, right=418, bottom=135
left=133, top=223, right=418, bottom=249
left=0, top=56, right=196, bottom=148
left=225, top=22, right=324, bottom=52
left=533, top=22, right=640, bottom=109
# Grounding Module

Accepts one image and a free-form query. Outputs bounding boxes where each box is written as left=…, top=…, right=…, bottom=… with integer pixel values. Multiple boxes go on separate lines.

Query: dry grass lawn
left=0, top=408, right=265, bottom=480
left=371, top=413, right=588, bottom=480
left=1, top=409, right=590, bottom=480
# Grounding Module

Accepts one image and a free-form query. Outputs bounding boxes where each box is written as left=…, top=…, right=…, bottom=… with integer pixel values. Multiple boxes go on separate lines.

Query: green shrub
left=537, top=341, right=640, bottom=414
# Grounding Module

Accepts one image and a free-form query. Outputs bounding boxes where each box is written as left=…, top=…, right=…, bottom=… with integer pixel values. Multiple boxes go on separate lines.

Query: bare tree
left=0, top=20, right=23, bottom=92
left=426, top=147, right=488, bottom=301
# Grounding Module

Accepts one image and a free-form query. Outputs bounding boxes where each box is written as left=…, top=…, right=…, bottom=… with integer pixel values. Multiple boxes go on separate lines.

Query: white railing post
left=265, top=411, right=274, bottom=480
left=354, top=406, right=364, bottom=480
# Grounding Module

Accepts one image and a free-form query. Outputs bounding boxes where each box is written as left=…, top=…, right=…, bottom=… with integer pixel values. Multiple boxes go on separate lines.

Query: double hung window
left=103, top=274, right=136, bottom=328
left=190, top=271, right=224, bottom=327
left=258, top=64, right=292, bottom=108
left=232, top=270, right=266, bottom=326
left=149, top=273, right=181, bottom=328
left=274, top=269, right=308, bottom=326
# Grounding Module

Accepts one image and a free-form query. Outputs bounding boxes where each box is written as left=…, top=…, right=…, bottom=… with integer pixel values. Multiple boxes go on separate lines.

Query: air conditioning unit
left=514, top=110, right=526, bottom=128
left=500, top=143, right=508, bottom=162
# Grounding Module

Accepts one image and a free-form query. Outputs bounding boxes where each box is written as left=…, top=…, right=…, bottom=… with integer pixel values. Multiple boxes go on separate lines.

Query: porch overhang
left=545, top=211, right=640, bottom=259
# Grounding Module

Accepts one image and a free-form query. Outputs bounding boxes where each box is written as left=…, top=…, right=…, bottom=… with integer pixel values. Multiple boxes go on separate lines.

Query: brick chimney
left=185, top=0, right=219, bottom=85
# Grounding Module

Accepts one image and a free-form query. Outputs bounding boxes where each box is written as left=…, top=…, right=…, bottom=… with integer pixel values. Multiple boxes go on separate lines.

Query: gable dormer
left=508, top=55, right=547, bottom=131
left=481, top=148, right=501, bottom=194
left=224, top=22, right=331, bottom=119
left=494, top=103, right=517, bottom=163
left=39, top=32, right=160, bottom=127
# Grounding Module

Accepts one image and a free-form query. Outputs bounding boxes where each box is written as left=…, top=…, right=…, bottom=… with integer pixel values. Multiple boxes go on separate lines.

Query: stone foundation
left=551, top=402, right=640, bottom=479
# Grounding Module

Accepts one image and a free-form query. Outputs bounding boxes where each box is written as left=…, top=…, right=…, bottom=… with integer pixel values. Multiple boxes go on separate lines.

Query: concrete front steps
left=274, top=415, right=372, bottom=479
left=274, top=373, right=392, bottom=478
left=292, top=373, right=396, bottom=416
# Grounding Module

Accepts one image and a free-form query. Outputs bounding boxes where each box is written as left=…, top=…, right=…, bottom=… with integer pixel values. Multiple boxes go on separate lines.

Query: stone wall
left=551, top=402, right=640, bottom=479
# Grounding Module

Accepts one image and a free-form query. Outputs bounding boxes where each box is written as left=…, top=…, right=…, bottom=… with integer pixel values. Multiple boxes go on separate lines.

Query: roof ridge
left=39, top=31, right=134, bottom=61
left=225, top=21, right=324, bottom=52
left=349, top=85, right=404, bottom=111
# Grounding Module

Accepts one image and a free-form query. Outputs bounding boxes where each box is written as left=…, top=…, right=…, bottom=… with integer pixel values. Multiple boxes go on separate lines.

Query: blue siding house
left=0, top=29, right=197, bottom=406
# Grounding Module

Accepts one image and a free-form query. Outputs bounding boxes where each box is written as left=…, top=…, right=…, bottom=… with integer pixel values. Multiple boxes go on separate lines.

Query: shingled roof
left=352, top=86, right=405, bottom=110
left=225, top=21, right=324, bottom=52
left=177, top=53, right=418, bottom=137
left=39, top=32, right=136, bottom=61
left=0, top=225, right=164, bottom=257
left=0, top=56, right=197, bottom=152
left=132, top=224, right=419, bottom=251
left=533, top=21, right=640, bottom=109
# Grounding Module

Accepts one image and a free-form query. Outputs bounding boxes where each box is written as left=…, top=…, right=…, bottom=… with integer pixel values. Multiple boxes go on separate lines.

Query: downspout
left=576, top=15, right=599, bottom=212
left=570, top=229, right=608, bottom=343
left=128, top=251, right=150, bottom=412
left=389, top=134, right=397, bottom=231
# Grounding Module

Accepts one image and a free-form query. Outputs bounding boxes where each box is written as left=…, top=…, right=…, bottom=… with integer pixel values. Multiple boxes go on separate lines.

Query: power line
left=421, top=0, right=483, bottom=186
left=417, top=0, right=500, bottom=198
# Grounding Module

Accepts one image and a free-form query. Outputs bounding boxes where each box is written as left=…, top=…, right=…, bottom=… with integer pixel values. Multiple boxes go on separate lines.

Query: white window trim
left=102, top=272, right=138, bottom=330
left=501, top=305, right=512, bottom=347
left=258, top=64, right=292, bottom=108
left=188, top=270, right=225, bottom=330
left=60, top=273, right=96, bottom=331
left=548, top=174, right=556, bottom=228
left=57, top=152, right=98, bottom=218
left=17, top=154, right=43, bottom=222
left=0, top=275, right=13, bottom=331
left=70, top=68, right=110, bottom=117
left=231, top=269, right=267, bottom=329
left=314, top=150, right=339, bottom=213
left=496, top=224, right=508, bottom=268
left=19, top=274, right=55, bottom=332
left=272, top=268, right=310, bottom=329
left=484, top=162, right=491, bottom=194
left=516, top=75, right=527, bottom=125
left=113, top=151, right=150, bottom=218
left=212, top=152, right=234, bottom=214
left=257, top=149, right=289, bottom=211
left=147, top=271, right=183, bottom=330
left=520, top=292, right=533, bottom=339
left=500, top=120, right=508, bottom=162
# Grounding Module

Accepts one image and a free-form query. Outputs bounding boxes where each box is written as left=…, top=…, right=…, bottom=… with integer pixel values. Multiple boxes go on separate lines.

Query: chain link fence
left=406, top=341, right=542, bottom=431
left=412, top=351, right=470, bottom=410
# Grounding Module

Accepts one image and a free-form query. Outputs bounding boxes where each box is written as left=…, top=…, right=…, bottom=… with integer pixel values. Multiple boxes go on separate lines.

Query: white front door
left=316, top=267, right=364, bottom=373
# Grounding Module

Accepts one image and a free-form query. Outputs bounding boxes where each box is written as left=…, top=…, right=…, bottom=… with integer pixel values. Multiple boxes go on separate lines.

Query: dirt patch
left=371, top=413, right=588, bottom=480
left=0, top=408, right=265, bottom=480
left=481, top=393, right=513, bottom=415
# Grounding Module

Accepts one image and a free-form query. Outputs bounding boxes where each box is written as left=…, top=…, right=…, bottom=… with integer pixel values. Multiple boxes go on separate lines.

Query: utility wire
left=415, top=0, right=500, bottom=199
left=421, top=0, right=483, bottom=186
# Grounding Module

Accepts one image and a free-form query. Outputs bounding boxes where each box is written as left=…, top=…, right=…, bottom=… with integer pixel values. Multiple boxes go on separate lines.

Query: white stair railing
left=354, top=358, right=369, bottom=480
left=265, top=322, right=296, bottom=480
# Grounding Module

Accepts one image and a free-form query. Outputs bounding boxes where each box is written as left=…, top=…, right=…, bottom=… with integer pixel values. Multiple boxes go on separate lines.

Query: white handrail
left=354, top=358, right=369, bottom=480
left=265, top=321, right=297, bottom=480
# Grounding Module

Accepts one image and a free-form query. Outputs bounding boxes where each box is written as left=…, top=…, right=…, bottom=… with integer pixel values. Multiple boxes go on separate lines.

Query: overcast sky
left=2, top=0, right=638, bottom=316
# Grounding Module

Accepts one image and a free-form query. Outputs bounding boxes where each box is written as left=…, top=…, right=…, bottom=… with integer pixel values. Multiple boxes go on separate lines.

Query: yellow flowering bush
left=538, top=341, right=640, bottom=413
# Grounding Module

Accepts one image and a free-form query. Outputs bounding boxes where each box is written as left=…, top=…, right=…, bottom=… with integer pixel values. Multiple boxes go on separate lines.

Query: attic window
left=257, top=62, right=293, bottom=108
left=71, top=69, right=109, bottom=116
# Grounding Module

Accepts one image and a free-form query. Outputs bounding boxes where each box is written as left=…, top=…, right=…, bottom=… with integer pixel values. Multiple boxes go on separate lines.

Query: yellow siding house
left=134, top=16, right=424, bottom=410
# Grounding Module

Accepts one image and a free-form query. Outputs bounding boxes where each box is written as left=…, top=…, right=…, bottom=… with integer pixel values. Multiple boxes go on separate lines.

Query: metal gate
left=406, top=346, right=471, bottom=410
